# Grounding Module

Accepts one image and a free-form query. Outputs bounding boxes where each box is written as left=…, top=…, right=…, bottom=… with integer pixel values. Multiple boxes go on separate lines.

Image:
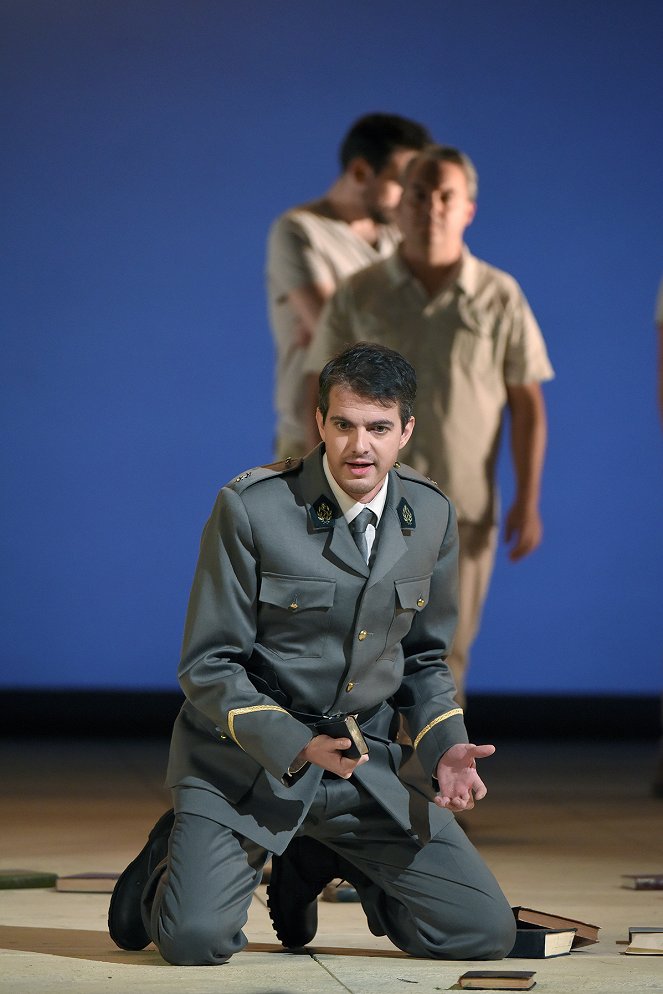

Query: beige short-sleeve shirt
left=306, top=248, right=554, bottom=524
left=266, top=203, right=400, bottom=446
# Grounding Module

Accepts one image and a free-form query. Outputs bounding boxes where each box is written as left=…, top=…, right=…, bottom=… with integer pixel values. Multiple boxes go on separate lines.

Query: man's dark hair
left=318, top=342, right=417, bottom=429
left=339, top=113, right=431, bottom=175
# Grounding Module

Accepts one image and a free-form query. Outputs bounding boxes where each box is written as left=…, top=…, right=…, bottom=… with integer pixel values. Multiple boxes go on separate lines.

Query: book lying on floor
left=458, top=970, right=536, bottom=990
left=621, top=873, right=663, bottom=890
left=0, top=868, right=58, bottom=889
left=55, top=873, right=119, bottom=893
left=507, top=925, right=576, bottom=958
left=621, top=926, right=663, bottom=956
left=512, top=906, right=600, bottom=947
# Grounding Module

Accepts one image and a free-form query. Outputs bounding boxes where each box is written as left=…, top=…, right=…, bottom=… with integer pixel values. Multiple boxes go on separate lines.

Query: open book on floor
left=621, top=926, right=663, bottom=956
left=507, top=923, right=576, bottom=958
left=458, top=970, right=536, bottom=990
left=55, top=873, right=119, bottom=893
left=512, top=906, right=600, bottom=947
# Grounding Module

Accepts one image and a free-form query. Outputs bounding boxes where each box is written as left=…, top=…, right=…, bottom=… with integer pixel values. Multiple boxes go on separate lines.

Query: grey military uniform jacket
left=166, top=444, right=468, bottom=853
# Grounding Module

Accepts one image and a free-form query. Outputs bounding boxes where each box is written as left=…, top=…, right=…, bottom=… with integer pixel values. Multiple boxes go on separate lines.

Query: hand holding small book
left=434, top=742, right=495, bottom=812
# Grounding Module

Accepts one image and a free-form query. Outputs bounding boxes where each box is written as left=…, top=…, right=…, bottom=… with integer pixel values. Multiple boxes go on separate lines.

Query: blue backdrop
left=2, top=0, right=662, bottom=694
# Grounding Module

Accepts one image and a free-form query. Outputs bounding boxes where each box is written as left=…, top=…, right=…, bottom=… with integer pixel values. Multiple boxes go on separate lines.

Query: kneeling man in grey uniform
left=108, top=342, right=516, bottom=965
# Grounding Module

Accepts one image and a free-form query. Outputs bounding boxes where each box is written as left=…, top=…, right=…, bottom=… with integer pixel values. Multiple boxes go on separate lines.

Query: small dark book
left=458, top=970, right=536, bottom=990
left=313, top=715, right=368, bottom=759
left=508, top=926, right=576, bottom=958
left=55, top=872, right=119, bottom=893
left=621, top=873, right=663, bottom=890
left=0, top=868, right=58, bottom=890
left=512, top=906, right=600, bottom=947
left=622, top=926, right=663, bottom=956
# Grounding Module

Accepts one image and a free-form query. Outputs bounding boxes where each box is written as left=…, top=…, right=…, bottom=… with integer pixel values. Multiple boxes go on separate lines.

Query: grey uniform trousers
left=145, top=774, right=515, bottom=966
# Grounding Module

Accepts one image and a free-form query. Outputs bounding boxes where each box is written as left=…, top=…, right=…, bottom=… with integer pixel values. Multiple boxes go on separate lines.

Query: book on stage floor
left=621, top=926, right=663, bottom=956
left=55, top=872, right=119, bottom=893
left=512, top=906, right=600, bottom=947
left=621, top=873, right=663, bottom=890
left=507, top=925, right=576, bottom=958
left=0, top=868, right=58, bottom=889
left=458, top=970, right=536, bottom=990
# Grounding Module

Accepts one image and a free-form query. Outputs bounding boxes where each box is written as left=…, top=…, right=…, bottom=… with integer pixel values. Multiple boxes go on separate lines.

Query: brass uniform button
left=346, top=682, right=354, bottom=692
left=289, top=601, right=298, bottom=610
left=358, top=630, right=368, bottom=641
left=417, top=597, right=425, bottom=607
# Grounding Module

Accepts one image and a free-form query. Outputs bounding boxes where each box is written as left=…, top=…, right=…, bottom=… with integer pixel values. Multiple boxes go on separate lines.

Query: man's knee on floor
left=454, top=902, right=516, bottom=960
left=414, top=899, right=516, bottom=961
left=156, top=917, right=237, bottom=966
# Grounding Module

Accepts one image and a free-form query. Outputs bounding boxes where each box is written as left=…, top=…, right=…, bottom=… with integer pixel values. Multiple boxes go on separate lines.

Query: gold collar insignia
left=397, top=498, right=416, bottom=530
left=310, top=495, right=339, bottom=529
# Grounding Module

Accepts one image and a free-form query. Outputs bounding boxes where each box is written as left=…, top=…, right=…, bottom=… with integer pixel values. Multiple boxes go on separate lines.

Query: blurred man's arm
left=267, top=213, right=335, bottom=347
left=288, top=282, right=335, bottom=347
left=285, top=284, right=337, bottom=447
left=504, top=381, right=547, bottom=562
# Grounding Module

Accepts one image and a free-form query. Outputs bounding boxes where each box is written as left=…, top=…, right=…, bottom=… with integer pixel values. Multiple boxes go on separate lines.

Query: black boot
left=108, top=808, right=174, bottom=950
left=267, top=836, right=342, bottom=948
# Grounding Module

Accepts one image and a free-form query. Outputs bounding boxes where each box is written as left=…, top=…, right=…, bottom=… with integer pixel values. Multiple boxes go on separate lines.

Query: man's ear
left=399, top=416, right=415, bottom=449
left=315, top=407, right=325, bottom=439
left=347, top=156, right=374, bottom=186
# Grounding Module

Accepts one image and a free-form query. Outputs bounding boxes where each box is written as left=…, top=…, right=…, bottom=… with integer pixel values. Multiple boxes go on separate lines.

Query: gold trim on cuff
left=227, top=704, right=289, bottom=747
left=413, top=708, right=464, bottom=750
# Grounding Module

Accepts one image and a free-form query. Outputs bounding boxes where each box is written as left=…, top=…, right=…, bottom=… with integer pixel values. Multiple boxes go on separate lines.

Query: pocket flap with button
left=259, top=573, right=336, bottom=611
left=394, top=575, right=432, bottom=611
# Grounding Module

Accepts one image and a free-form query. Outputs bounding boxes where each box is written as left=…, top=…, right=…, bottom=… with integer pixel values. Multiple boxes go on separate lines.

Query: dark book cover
left=459, top=970, right=536, bottom=990
left=621, top=873, right=663, bottom=890
left=507, top=926, right=575, bottom=958
left=0, top=868, right=58, bottom=889
left=512, top=905, right=600, bottom=946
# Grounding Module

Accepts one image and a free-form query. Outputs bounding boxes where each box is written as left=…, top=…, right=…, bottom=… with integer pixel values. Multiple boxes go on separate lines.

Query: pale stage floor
left=1, top=736, right=662, bottom=993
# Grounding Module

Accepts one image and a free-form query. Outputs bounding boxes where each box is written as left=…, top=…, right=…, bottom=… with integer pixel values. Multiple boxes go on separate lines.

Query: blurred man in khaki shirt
left=305, top=145, right=554, bottom=702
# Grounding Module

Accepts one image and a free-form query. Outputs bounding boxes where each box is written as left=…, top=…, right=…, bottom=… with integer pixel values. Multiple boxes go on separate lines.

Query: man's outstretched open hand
left=434, top=742, right=496, bottom=812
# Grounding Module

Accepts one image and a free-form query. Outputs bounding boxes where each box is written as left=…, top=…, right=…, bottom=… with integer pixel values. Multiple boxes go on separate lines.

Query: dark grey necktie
left=350, top=507, right=377, bottom=563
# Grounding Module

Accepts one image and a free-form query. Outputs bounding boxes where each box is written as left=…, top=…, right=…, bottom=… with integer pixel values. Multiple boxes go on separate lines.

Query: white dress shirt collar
left=322, top=453, right=389, bottom=525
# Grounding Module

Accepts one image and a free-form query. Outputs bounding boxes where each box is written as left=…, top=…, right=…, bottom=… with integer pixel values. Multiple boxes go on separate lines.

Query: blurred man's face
left=363, top=148, right=418, bottom=224
left=398, top=157, right=476, bottom=262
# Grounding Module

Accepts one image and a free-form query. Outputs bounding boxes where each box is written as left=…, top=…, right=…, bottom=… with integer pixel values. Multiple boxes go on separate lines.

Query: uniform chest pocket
left=383, top=575, right=433, bottom=655
left=395, top=575, right=432, bottom=611
left=258, top=573, right=336, bottom=659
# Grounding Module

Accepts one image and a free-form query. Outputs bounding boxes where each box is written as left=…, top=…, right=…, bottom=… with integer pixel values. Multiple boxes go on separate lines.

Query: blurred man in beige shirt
left=305, top=145, right=554, bottom=702
left=266, top=113, right=431, bottom=460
